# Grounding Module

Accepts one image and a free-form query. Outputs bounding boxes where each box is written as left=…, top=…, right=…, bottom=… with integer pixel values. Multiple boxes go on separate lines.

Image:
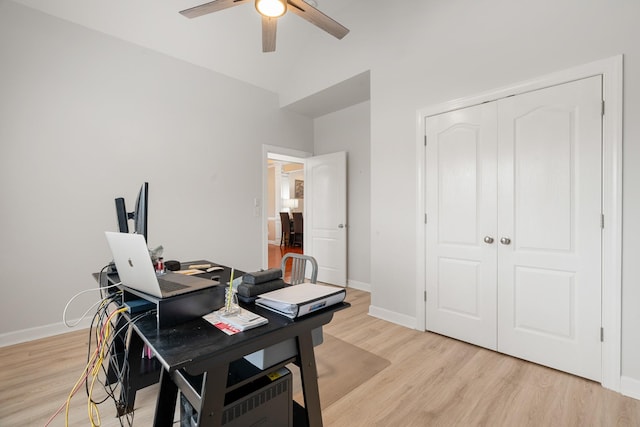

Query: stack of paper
left=204, top=308, right=268, bottom=335
left=255, top=283, right=346, bottom=319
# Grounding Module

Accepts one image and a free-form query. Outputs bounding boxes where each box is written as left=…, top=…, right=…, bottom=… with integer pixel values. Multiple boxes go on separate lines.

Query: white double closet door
left=425, top=76, right=603, bottom=381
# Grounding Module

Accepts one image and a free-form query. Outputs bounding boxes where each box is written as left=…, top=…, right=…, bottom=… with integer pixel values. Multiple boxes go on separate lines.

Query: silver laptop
left=105, top=231, right=219, bottom=298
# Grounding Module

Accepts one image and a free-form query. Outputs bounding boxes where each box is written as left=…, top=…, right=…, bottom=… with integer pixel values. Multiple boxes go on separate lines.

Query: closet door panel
left=425, top=102, right=498, bottom=350
left=496, top=76, right=603, bottom=381
left=515, top=108, right=573, bottom=251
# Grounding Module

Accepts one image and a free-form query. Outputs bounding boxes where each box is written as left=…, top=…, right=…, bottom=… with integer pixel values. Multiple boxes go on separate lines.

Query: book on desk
left=255, top=283, right=346, bottom=319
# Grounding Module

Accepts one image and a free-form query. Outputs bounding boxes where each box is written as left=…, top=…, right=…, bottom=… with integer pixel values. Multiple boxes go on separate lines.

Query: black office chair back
left=291, top=212, right=303, bottom=247
left=279, top=212, right=291, bottom=246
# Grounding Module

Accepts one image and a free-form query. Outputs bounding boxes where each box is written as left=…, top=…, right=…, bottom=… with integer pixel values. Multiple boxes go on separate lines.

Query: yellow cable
left=88, top=356, right=102, bottom=426
left=88, top=307, right=127, bottom=426
left=63, top=306, right=127, bottom=427
left=45, top=294, right=122, bottom=427
left=65, top=344, right=99, bottom=425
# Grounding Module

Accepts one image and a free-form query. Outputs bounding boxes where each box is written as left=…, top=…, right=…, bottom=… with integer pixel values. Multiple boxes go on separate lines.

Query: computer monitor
left=114, top=182, right=149, bottom=242
left=115, top=198, right=129, bottom=234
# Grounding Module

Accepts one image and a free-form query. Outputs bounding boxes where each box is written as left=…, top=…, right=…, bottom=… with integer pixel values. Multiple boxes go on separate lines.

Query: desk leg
left=296, top=332, right=323, bottom=427
left=118, top=327, right=144, bottom=415
left=196, top=365, right=229, bottom=427
left=106, top=313, right=128, bottom=386
left=153, top=368, right=179, bottom=427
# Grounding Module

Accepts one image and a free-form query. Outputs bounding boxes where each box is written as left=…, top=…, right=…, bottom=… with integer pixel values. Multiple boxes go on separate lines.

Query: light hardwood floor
left=1, top=289, right=639, bottom=426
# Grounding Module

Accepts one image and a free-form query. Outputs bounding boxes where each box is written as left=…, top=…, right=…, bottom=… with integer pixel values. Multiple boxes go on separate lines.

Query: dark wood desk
left=133, top=297, right=348, bottom=426
left=101, top=262, right=348, bottom=427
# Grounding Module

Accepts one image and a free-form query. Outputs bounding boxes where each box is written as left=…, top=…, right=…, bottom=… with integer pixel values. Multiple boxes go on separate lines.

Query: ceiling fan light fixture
left=255, top=0, right=287, bottom=18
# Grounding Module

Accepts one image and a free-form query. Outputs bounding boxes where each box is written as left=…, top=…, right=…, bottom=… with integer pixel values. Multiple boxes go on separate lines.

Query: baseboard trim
left=621, top=376, right=640, bottom=401
left=368, top=305, right=416, bottom=329
left=347, top=279, right=371, bottom=293
left=0, top=318, right=92, bottom=348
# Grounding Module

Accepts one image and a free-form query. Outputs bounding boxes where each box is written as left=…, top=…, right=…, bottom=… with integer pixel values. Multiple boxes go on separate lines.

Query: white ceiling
left=11, top=0, right=368, bottom=117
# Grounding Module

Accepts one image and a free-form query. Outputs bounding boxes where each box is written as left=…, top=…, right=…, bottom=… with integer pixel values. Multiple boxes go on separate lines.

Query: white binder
left=255, top=283, right=346, bottom=319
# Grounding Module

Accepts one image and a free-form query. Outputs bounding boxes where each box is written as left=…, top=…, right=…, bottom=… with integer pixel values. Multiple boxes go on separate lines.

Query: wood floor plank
left=1, top=288, right=639, bottom=426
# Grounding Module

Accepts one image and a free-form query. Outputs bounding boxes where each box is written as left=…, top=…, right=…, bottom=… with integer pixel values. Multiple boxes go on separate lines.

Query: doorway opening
left=267, top=157, right=305, bottom=269
left=262, top=146, right=349, bottom=287
left=261, top=145, right=311, bottom=271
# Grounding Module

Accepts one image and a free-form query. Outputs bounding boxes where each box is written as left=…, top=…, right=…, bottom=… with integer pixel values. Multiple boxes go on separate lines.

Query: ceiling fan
left=180, top=0, right=350, bottom=53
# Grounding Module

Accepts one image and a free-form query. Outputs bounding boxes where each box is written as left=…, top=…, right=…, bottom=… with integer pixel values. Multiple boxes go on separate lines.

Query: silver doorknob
left=338, top=224, right=345, bottom=229
left=500, top=237, right=511, bottom=245
left=483, top=236, right=494, bottom=244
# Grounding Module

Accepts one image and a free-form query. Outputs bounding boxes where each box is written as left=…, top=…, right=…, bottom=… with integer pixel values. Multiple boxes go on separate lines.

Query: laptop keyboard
left=157, top=279, right=189, bottom=292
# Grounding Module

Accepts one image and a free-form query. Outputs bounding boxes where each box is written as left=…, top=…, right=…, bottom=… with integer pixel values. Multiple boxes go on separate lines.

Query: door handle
left=338, top=224, right=345, bottom=229
left=483, top=236, right=494, bottom=244
left=500, top=237, right=511, bottom=245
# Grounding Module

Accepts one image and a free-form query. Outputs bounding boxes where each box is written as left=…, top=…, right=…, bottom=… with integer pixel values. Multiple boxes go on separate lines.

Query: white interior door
left=496, top=76, right=603, bottom=381
left=425, top=103, right=499, bottom=350
left=425, top=76, right=603, bottom=381
left=305, top=152, right=347, bottom=286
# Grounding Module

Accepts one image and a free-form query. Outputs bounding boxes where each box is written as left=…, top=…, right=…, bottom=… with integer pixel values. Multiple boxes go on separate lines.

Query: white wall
left=314, top=101, right=371, bottom=289
left=281, top=0, right=640, bottom=387
left=0, top=2, right=313, bottom=343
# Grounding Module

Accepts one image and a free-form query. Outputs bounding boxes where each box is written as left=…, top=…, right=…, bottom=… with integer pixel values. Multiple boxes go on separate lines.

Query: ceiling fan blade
left=180, top=0, right=251, bottom=19
left=262, top=16, right=278, bottom=52
left=286, top=0, right=349, bottom=39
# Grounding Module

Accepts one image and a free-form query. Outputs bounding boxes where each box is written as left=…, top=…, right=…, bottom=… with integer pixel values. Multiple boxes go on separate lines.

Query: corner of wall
left=368, top=305, right=417, bottom=330
left=621, top=376, right=640, bottom=401
left=347, top=280, right=371, bottom=293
